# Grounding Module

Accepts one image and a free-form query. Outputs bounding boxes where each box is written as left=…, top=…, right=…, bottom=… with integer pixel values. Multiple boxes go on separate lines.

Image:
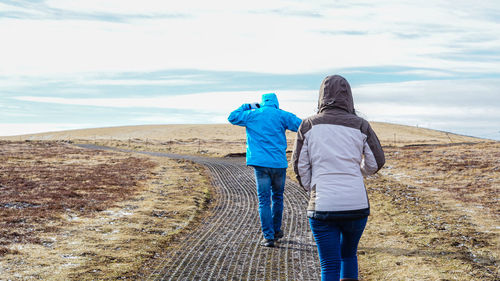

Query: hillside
left=0, top=122, right=498, bottom=280
left=1, top=122, right=484, bottom=147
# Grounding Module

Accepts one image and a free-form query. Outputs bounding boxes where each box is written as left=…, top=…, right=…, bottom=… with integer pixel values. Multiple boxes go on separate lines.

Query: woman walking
left=292, top=75, right=385, bottom=281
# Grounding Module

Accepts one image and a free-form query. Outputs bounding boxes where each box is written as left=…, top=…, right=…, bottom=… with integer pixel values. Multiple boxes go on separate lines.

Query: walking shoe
left=260, top=238, right=275, bottom=247
left=274, top=230, right=284, bottom=240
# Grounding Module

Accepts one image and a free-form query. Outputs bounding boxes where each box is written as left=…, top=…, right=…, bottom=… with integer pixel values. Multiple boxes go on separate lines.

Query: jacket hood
left=261, top=93, right=279, bottom=109
left=318, top=75, right=354, bottom=114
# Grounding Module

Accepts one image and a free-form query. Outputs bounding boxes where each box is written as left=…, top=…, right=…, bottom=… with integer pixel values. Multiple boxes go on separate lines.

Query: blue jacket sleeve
left=282, top=112, right=302, bottom=132
left=228, top=104, right=252, bottom=126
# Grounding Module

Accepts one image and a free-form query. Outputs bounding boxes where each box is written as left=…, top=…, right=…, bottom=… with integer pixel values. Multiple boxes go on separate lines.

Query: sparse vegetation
left=1, top=123, right=481, bottom=157
left=359, top=142, right=499, bottom=280
left=286, top=141, right=499, bottom=280
left=0, top=124, right=497, bottom=280
left=0, top=141, right=211, bottom=280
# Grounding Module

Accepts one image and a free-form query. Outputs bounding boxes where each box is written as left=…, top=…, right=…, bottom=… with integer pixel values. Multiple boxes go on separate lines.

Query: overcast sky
left=1, top=0, right=499, bottom=140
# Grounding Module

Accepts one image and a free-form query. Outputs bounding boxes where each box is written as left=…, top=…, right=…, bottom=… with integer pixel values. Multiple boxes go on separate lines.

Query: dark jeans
left=253, top=166, right=286, bottom=240
left=309, top=217, right=368, bottom=281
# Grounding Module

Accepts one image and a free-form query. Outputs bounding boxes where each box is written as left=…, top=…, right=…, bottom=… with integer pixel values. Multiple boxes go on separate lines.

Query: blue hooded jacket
left=228, top=93, right=302, bottom=168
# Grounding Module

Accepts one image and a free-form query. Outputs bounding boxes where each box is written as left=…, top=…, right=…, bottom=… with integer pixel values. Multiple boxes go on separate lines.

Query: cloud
left=13, top=77, right=500, bottom=117
left=13, top=77, right=500, bottom=135
left=353, top=79, right=500, bottom=107
left=351, top=78, right=500, bottom=138
left=0, top=123, right=93, bottom=137
left=84, top=78, right=215, bottom=86
left=0, top=1, right=45, bottom=17
left=6, top=77, right=500, bottom=139
left=0, top=71, right=218, bottom=95
left=357, top=102, right=500, bottom=121
left=1, top=1, right=499, bottom=76
left=14, top=89, right=317, bottom=116
left=133, top=113, right=224, bottom=124
left=0, top=0, right=187, bottom=22
left=357, top=103, right=500, bottom=140
left=44, top=0, right=294, bottom=15
left=1, top=111, right=36, bottom=117
left=1, top=1, right=499, bottom=140
left=390, top=70, right=454, bottom=78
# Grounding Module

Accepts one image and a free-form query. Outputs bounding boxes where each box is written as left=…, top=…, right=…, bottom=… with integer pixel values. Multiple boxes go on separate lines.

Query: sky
left=0, top=0, right=499, bottom=140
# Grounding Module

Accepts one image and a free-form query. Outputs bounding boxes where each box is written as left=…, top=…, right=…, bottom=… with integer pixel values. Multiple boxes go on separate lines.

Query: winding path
left=77, top=144, right=320, bottom=280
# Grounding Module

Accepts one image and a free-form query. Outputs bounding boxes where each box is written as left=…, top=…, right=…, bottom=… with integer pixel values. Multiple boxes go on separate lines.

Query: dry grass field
left=0, top=122, right=479, bottom=156
left=358, top=142, right=499, bottom=280
left=1, top=123, right=498, bottom=280
left=2, top=123, right=481, bottom=157
left=0, top=141, right=211, bottom=280
left=3, top=123, right=480, bottom=144
left=283, top=140, right=499, bottom=280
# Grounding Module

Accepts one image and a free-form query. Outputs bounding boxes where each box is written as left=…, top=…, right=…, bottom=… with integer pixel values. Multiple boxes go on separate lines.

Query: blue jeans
left=309, top=217, right=368, bottom=281
left=253, top=166, right=286, bottom=240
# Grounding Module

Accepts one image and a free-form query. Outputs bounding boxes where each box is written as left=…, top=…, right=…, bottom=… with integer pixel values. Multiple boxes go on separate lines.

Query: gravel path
left=76, top=144, right=320, bottom=280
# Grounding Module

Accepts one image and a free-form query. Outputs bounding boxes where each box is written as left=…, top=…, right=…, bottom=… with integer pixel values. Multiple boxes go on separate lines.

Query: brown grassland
left=3, top=122, right=481, bottom=157
left=0, top=140, right=211, bottom=280
left=1, top=123, right=498, bottom=280
left=358, top=142, right=499, bottom=280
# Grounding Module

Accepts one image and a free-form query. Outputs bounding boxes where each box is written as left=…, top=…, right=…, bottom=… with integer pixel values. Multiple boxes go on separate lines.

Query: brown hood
left=318, top=75, right=355, bottom=114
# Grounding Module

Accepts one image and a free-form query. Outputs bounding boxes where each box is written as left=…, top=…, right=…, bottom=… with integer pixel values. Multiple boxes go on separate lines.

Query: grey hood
left=318, top=75, right=355, bottom=114
left=293, top=75, right=385, bottom=218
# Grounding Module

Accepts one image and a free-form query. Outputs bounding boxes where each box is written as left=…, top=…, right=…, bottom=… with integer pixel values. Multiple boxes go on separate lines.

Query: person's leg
left=338, top=217, right=368, bottom=280
left=270, top=168, right=286, bottom=236
left=309, top=218, right=341, bottom=281
left=254, top=166, right=274, bottom=240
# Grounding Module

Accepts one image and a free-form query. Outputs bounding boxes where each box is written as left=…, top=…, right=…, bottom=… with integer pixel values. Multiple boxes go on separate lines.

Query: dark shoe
left=260, top=238, right=275, bottom=247
left=274, top=230, right=284, bottom=240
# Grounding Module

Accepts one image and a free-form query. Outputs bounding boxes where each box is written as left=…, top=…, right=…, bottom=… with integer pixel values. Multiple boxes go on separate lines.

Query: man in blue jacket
left=228, top=93, right=302, bottom=247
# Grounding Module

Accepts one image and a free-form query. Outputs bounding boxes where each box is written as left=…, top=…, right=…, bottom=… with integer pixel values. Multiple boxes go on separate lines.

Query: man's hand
left=242, top=103, right=260, bottom=110
left=250, top=103, right=260, bottom=109
left=242, top=103, right=252, bottom=110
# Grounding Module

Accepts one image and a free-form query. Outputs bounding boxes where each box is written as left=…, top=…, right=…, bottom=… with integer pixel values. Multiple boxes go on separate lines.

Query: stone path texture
left=77, top=144, right=320, bottom=281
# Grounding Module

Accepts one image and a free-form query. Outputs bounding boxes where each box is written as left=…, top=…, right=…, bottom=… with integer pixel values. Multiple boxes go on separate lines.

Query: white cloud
left=13, top=77, right=500, bottom=124
left=352, top=78, right=500, bottom=136
left=353, top=79, right=500, bottom=106
left=0, top=2, right=24, bottom=12
left=0, top=123, right=93, bottom=137
left=1, top=1, right=499, bottom=139
left=45, top=0, right=294, bottom=15
left=85, top=78, right=214, bottom=86
left=0, top=2, right=44, bottom=16
left=133, top=113, right=222, bottom=124
left=15, top=89, right=317, bottom=117
left=357, top=102, right=500, bottom=120
left=1, top=111, right=36, bottom=117
left=0, top=1, right=498, bottom=76
left=0, top=76, right=37, bottom=89
left=6, top=77, right=500, bottom=139
left=392, top=70, right=454, bottom=78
